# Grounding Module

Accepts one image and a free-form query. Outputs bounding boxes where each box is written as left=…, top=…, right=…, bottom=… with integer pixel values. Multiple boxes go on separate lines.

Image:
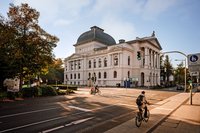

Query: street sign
left=187, top=53, right=200, bottom=71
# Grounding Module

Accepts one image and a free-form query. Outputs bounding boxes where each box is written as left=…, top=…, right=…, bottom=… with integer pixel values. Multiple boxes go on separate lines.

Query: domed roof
left=75, top=26, right=116, bottom=46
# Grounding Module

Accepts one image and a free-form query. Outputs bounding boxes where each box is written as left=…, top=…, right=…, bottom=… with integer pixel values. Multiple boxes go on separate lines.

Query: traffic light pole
left=162, top=51, right=194, bottom=105
left=162, top=51, right=187, bottom=92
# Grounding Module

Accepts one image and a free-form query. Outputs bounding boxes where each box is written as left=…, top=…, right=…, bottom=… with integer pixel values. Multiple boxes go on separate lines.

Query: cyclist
left=136, top=91, right=149, bottom=118
left=94, top=85, right=99, bottom=93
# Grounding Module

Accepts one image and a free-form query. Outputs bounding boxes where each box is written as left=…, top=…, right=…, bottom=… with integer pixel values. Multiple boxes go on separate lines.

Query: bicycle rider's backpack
left=136, top=95, right=144, bottom=106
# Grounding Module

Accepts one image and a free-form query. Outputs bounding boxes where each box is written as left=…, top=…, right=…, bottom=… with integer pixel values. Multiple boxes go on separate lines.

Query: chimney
left=119, top=39, right=125, bottom=43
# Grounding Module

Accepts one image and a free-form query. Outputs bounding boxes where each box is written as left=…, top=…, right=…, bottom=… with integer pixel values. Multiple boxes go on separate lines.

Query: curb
left=146, top=94, right=190, bottom=133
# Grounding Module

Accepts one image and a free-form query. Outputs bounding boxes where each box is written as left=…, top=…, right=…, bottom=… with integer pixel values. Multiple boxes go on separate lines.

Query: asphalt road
left=0, top=88, right=179, bottom=133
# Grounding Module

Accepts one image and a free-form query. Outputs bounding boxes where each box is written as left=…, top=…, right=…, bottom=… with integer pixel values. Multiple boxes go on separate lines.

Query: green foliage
left=53, top=85, right=77, bottom=90
left=0, top=91, right=7, bottom=99
left=0, top=3, right=59, bottom=90
left=39, top=86, right=57, bottom=96
left=21, top=86, right=38, bottom=97
left=40, top=58, right=64, bottom=84
left=57, top=89, right=67, bottom=95
left=21, top=85, right=57, bottom=97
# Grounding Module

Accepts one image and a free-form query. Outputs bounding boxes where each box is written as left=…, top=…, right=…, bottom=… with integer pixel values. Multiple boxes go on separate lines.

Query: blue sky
left=0, top=0, right=200, bottom=67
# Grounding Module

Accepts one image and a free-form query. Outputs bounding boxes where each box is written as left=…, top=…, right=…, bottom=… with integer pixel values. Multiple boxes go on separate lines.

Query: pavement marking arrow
left=42, top=117, right=94, bottom=133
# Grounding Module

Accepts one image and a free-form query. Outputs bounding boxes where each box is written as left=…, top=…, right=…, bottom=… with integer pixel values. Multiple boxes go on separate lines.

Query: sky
left=0, top=0, right=200, bottom=67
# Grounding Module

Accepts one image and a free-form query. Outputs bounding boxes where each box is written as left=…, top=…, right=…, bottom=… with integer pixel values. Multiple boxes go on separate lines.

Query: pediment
left=67, top=53, right=82, bottom=60
left=147, top=38, right=162, bottom=50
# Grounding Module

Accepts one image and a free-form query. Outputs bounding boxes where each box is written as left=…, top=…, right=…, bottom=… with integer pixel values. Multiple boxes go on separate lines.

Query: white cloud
left=92, top=0, right=179, bottom=20
left=100, top=15, right=137, bottom=42
left=142, top=0, right=179, bottom=19
left=92, top=0, right=144, bottom=16
left=54, top=19, right=72, bottom=27
left=13, top=0, right=92, bottom=24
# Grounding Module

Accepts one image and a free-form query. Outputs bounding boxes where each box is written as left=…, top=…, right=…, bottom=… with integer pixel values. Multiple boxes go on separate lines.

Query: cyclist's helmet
left=141, top=91, right=145, bottom=94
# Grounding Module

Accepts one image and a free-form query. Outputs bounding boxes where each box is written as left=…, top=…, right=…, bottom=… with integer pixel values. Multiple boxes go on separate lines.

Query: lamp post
left=175, top=59, right=187, bottom=92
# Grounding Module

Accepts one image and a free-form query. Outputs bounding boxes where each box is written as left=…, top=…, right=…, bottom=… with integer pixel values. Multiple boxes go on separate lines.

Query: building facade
left=64, top=26, right=162, bottom=87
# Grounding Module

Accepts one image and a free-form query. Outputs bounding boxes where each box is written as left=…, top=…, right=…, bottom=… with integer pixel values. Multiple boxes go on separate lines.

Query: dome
left=76, top=26, right=116, bottom=46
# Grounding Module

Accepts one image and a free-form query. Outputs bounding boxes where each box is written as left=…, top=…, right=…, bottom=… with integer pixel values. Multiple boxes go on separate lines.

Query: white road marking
left=0, top=104, right=116, bottom=133
left=117, top=103, right=137, bottom=107
left=0, top=111, right=85, bottom=133
left=41, top=125, right=64, bottom=133
left=0, top=107, right=60, bottom=119
left=68, top=106, right=92, bottom=112
left=41, top=117, right=94, bottom=133
left=71, top=117, right=94, bottom=124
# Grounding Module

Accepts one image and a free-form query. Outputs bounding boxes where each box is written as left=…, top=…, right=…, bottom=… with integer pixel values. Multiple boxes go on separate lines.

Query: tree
left=40, top=58, right=64, bottom=84
left=163, top=55, right=173, bottom=86
left=0, top=3, right=59, bottom=90
left=0, top=15, right=18, bottom=89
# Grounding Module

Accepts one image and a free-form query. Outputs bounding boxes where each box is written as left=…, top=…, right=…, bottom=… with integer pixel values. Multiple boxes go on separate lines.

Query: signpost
left=188, top=53, right=200, bottom=71
left=187, top=53, right=200, bottom=105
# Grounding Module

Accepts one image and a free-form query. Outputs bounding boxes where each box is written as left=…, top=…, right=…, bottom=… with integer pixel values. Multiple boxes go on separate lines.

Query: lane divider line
left=41, top=117, right=94, bottom=133
left=0, top=107, right=61, bottom=119
left=68, top=106, right=92, bottom=112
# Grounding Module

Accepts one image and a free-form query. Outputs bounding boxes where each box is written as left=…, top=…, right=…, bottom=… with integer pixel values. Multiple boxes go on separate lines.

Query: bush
left=21, top=86, right=38, bottom=97
left=39, top=85, right=58, bottom=96
left=0, top=91, right=7, bottom=100
left=57, top=89, right=67, bottom=95
left=66, top=89, right=75, bottom=94
left=53, top=85, right=77, bottom=91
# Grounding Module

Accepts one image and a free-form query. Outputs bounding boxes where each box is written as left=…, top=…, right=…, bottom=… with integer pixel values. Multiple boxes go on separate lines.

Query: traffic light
left=137, top=51, right=141, bottom=60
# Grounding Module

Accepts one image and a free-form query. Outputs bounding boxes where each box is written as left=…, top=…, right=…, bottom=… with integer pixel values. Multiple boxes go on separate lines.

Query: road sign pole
left=190, top=86, right=192, bottom=105
left=188, top=79, right=193, bottom=105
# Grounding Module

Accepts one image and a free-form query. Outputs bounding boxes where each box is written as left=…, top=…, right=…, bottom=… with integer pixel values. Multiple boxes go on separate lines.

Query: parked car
left=176, top=84, right=184, bottom=90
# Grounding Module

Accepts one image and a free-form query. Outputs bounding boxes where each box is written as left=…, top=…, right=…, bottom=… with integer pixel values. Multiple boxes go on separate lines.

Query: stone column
left=157, top=54, right=160, bottom=69
left=144, top=47, right=149, bottom=68
left=153, top=51, right=155, bottom=68
left=149, top=49, right=151, bottom=67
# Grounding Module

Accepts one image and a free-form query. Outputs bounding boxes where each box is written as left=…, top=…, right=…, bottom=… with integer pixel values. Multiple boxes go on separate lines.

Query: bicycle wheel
left=144, top=110, right=150, bottom=122
left=135, top=112, right=142, bottom=127
left=98, top=90, right=101, bottom=95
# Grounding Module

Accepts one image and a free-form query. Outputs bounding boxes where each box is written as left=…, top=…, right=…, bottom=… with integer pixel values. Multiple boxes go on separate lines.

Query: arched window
left=78, top=73, right=80, bottom=79
left=71, top=62, right=73, bottom=70
left=104, top=72, right=107, bottom=79
left=93, top=72, right=96, bottom=78
left=114, top=71, right=117, bottom=78
left=128, top=71, right=130, bottom=78
left=104, top=58, right=107, bottom=67
left=114, top=55, right=118, bottom=66
left=98, top=72, right=101, bottom=79
left=74, top=73, right=76, bottom=79
left=78, top=61, right=81, bottom=69
left=74, top=62, right=77, bottom=70
left=89, top=60, right=91, bottom=68
left=70, top=74, right=73, bottom=79
left=128, top=56, right=130, bottom=65
left=98, top=58, right=101, bottom=67
left=88, top=73, right=91, bottom=79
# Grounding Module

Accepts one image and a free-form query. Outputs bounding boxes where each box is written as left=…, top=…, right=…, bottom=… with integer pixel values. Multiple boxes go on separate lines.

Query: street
left=0, top=88, right=179, bottom=133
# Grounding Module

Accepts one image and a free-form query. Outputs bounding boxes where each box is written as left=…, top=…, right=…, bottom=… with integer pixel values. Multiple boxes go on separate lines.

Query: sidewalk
left=105, top=92, right=200, bottom=133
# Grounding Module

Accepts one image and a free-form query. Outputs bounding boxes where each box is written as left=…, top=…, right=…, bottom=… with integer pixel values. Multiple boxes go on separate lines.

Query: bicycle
left=90, top=87, right=101, bottom=95
left=135, top=106, right=150, bottom=127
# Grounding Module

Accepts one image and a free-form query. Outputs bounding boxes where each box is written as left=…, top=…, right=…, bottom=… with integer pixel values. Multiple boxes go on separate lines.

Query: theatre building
left=64, top=26, right=162, bottom=87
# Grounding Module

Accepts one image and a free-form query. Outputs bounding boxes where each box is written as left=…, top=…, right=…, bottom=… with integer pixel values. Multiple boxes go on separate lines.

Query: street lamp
left=175, top=59, right=187, bottom=92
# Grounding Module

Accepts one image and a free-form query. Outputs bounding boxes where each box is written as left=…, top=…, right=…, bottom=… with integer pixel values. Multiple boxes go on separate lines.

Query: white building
left=64, top=26, right=162, bottom=87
